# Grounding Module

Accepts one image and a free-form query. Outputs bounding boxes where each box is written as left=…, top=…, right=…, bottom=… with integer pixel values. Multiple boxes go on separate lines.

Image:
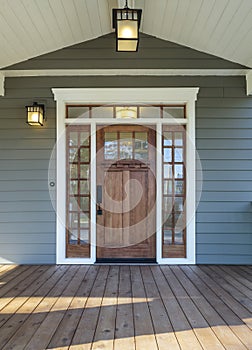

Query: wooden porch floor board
left=0, top=265, right=251, bottom=350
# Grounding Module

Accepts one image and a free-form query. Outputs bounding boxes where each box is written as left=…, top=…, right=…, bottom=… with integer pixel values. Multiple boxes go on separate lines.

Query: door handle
left=97, top=185, right=103, bottom=215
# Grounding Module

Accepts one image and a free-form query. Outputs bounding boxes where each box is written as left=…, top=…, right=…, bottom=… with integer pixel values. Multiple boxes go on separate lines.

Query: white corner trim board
left=246, top=70, right=252, bottom=95
left=0, top=72, right=4, bottom=96
left=0, top=68, right=250, bottom=96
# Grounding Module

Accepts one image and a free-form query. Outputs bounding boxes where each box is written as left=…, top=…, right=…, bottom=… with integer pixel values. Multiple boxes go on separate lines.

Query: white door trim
left=52, top=87, right=199, bottom=264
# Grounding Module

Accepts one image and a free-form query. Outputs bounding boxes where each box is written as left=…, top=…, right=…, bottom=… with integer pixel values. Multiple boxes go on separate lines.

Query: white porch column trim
left=0, top=72, right=5, bottom=96
left=246, top=70, right=252, bottom=95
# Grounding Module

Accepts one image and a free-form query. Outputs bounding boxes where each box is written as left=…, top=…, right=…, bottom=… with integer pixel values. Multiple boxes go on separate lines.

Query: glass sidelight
left=162, top=125, right=186, bottom=258
left=66, top=125, right=91, bottom=258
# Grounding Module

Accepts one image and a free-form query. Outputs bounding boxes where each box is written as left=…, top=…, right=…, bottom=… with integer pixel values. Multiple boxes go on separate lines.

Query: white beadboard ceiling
left=0, top=0, right=252, bottom=69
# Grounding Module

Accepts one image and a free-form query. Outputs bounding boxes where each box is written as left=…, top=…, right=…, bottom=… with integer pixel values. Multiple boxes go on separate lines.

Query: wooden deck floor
left=0, top=265, right=251, bottom=350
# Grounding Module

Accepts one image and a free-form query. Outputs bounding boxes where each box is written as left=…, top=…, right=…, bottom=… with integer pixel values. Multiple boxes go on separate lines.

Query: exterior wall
left=0, top=34, right=251, bottom=264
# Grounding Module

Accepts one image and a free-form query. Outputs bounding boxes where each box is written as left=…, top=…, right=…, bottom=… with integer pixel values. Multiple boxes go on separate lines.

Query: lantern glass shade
left=26, top=104, right=44, bottom=126
left=113, top=7, right=142, bottom=52
left=116, top=106, right=137, bottom=119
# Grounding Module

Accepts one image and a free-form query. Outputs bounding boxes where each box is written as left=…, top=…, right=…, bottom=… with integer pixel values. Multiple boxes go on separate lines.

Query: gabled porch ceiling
left=1, top=0, right=252, bottom=69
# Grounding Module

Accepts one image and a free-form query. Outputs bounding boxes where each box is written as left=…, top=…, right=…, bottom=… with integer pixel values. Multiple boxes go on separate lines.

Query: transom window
left=66, top=105, right=185, bottom=119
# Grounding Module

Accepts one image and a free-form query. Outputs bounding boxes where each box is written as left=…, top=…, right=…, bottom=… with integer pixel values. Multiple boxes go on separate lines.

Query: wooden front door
left=96, top=125, right=156, bottom=261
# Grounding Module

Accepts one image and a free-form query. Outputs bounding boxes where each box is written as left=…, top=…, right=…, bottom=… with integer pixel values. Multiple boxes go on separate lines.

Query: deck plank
left=24, top=265, right=89, bottom=350
left=141, top=266, right=180, bottom=350
left=130, top=266, right=158, bottom=350
left=92, top=266, right=119, bottom=350
left=151, top=265, right=203, bottom=349
left=69, top=265, right=110, bottom=350
left=173, top=266, right=247, bottom=350
left=2, top=265, right=71, bottom=350
left=114, top=266, right=135, bottom=350
left=201, top=266, right=252, bottom=313
left=0, top=265, right=251, bottom=350
left=187, top=266, right=252, bottom=349
left=161, top=266, right=225, bottom=350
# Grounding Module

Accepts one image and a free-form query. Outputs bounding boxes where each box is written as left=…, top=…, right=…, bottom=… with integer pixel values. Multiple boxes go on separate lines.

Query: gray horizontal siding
left=0, top=34, right=251, bottom=264
left=5, top=33, right=246, bottom=70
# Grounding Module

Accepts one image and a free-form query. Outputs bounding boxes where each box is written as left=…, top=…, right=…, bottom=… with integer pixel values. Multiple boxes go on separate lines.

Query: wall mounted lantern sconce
left=26, top=102, right=45, bottom=126
left=112, top=0, right=142, bottom=52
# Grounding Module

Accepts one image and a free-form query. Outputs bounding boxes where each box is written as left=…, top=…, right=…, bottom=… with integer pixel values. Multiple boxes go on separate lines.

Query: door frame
left=52, top=87, right=199, bottom=264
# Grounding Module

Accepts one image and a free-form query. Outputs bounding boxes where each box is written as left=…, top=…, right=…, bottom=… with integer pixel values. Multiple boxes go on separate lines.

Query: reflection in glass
left=164, top=229, right=172, bottom=244
left=68, top=107, right=89, bottom=118
left=80, top=213, right=89, bottom=228
left=120, top=133, right=133, bottom=159
left=175, top=164, right=183, bottom=179
left=139, top=107, right=160, bottom=118
left=163, top=197, right=173, bottom=213
left=80, top=197, right=89, bottom=211
left=92, top=107, right=113, bottom=118
left=80, top=165, right=89, bottom=178
left=174, top=148, right=183, bottom=162
left=104, top=132, right=118, bottom=160
left=80, top=180, right=89, bottom=194
left=69, top=230, right=78, bottom=244
left=69, top=213, right=78, bottom=228
left=164, top=180, right=173, bottom=195
left=163, top=164, right=173, bottom=178
left=174, top=132, right=183, bottom=146
left=80, top=132, right=89, bottom=146
left=164, top=148, right=172, bottom=162
left=69, top=197, right=78, bottom=212
left=175, top=180, right=184, bottom=195
left=69, top=132, right=78, bottom=146
left=163, top=132, right=172, bottom=146
left=70, top=181, right=78, bottom=195
left=68, top=148, right=78, bottom=163
left=175, top=231, right=184, bottom=244
left=135, top=132, right=148, bottom=160
left=174, top=197, right=184, bottom=212
left=80, top=148, right=89, bottom=162
left=80, top=230, right=89, bottom=243
left=163, top=107, right=184, bottom=119
left=70, top=164, right=78, bottom=178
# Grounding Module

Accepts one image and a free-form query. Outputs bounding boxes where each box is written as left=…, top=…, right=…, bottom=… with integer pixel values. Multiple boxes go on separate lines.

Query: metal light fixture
left=112, top=0, right=142, bottom=52
left=116, top=106, right=137, bottom=119
left=26, top=102, right=45, bottom=126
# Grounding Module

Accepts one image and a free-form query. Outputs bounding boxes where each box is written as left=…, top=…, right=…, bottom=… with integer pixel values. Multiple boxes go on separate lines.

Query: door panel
left=96, top=125, right=156, bottom=260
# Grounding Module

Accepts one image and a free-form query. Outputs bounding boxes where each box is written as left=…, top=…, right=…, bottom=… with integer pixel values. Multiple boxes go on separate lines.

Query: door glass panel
left=120, top=132, right=133, bottom=159
left=163, top=132, right=172, bottom=146
left=174, top=132, right=183, bottom=146
left=163, top=164, right=173, bottom=178
left=68, top=148, right=78, bottom=163
left=69, top=230, right=78, bottom=244
left=164, top=229, right=172, bottom=244
left=69, top=132, right=78, bottom=146
left=175, top=165, right=183, bottom=179
left=135, top=132, right=148, bottom=160
left=164, top=148, right=172, bottom=162
left=139, top=107, right=160, bottom=118
left=104, top=132, right=118, bottom=160
left=164, top=180, right=173, bottom=195
left=80, top=148, right=89, bottom=162
left=175, top=180, right=184, bottom=195
left=69, top=197, right=78, bottom=212
left=80, top=230, right=89, bottom=243
left=80, top=180, right=89, bottom=194
left=80, top=197, right=89, bottom=211
left=70, top=180, right=78, bottom=195
left=80, top=132, right=89, bottom=146
left=80, top=165, right=89, bottom=179
left=174, top=148, right=183, bottom=162
left=70, top=164, right=78, bottom=178
left=92, top=107, right=113, bottom=118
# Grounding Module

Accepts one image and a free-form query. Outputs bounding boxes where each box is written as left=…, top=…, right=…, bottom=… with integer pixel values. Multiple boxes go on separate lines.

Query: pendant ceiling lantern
left=112, top=0, right=142, bottom=52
